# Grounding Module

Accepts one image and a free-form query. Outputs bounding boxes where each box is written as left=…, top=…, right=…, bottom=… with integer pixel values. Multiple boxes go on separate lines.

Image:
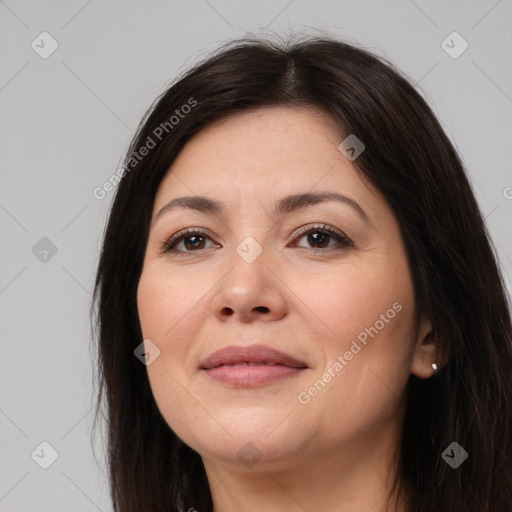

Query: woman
left=91, top=35, right=512, bottom=512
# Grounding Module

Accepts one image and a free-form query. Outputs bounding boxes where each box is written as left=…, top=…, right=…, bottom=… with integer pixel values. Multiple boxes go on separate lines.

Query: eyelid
left=160, top=223, right=353, bottom=255
left=290, top=223, right=353, bottom=249
left=160, top=227, right=218, bottom=254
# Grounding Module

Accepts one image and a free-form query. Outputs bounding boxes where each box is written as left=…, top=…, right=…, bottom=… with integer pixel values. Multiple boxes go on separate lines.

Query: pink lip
left=200, top=344, right=308, bottom=387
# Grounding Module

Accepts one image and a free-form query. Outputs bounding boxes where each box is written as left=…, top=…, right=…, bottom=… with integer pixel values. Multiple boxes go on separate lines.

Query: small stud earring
left=432, top=362, right=438, bottom=372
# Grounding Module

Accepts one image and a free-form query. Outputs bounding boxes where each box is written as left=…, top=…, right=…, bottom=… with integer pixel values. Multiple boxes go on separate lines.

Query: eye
left=291, top=224, right=352, bottom=252
left=160, top=228, right=218, bottom=254
left=160, top=224, right=352, bottom=255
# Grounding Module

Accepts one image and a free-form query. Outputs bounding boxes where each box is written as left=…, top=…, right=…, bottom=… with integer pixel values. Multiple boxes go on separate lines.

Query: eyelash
left=160, top=224, right=353, bottom=255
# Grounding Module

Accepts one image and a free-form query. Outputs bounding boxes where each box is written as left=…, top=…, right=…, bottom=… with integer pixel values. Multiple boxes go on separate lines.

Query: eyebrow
left=153, top=191, right=372, bottom=226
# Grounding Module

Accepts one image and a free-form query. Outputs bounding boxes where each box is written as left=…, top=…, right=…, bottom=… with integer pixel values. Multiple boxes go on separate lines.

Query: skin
left=136, top=106, right=439, bottom=512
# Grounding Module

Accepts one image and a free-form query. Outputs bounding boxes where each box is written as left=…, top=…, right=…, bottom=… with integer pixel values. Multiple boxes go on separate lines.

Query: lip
left=200, top=344, right=308, bottom=387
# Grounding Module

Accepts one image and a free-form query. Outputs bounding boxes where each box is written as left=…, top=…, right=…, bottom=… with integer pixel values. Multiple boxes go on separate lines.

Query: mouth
left=199, top=344, right=308, bottom=387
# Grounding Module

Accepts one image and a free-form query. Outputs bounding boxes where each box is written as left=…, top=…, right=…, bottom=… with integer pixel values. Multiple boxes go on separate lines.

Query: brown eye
left=292, top=224, right=352, bottom=251
left=162, top=229, right=217, bottom=254
left=161, top=224, right=352, bottom=255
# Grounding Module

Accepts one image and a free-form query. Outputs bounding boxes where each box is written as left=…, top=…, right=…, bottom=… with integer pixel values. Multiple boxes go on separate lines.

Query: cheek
left=296, top=262, right=413, bottom=351
left=306, top=269, right=415, bottom=402
left=295, top=278, right=414, bottom=441
left=137, top=264, right=203, bottom=339
left=136, top=268, right=206, bottom=436
left=295, top=260, right=417, bottom=419
left=137, top=269, right=186, bottom=384
left=136, top=265, right=213, bottom=377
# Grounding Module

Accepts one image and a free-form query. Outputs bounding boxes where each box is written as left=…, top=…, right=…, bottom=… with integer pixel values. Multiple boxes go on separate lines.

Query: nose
left=210, top=243, right=288, bottom=323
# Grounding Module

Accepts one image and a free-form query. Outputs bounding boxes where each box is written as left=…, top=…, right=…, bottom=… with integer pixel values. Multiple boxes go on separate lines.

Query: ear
left=410, top=315, right=440, bottom=379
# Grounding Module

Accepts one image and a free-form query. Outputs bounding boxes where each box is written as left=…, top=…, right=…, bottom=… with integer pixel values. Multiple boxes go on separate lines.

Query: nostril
left=254, top=306, right=269, bottom=313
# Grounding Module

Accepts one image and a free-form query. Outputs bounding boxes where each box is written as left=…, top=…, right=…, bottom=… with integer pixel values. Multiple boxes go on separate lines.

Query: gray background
left=1, top=1, right=511, bottom=510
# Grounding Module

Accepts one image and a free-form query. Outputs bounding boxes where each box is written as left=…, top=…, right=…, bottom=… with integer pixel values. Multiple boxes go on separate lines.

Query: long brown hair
left=90, top=35, right=512, bottom=512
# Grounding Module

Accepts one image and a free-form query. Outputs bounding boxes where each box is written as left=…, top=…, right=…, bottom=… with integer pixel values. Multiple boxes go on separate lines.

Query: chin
left=193, top=435, right=304, bottom=472
left=177, top=420, right=304, bottom=466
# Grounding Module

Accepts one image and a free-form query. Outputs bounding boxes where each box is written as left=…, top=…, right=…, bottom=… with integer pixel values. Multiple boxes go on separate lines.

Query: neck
left=202, top=421, right=409, bottom=512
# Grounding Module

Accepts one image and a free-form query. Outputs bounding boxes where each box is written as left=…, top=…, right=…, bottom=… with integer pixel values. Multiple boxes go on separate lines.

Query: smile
left=199, top=344, right=309, bottom=386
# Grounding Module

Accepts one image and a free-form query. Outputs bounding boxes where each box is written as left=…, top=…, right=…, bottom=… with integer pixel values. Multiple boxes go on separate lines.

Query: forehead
left=173, top=105, right=341, bottom=171
left=152, top=106, right=382, bottom=220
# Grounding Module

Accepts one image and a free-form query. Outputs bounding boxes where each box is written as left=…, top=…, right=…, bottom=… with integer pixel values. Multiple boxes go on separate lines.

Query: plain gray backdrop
left=1, top=1, right=511, bottom=511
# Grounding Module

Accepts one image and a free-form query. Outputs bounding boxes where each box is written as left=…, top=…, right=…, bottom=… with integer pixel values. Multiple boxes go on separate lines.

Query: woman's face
left=137, top=106, right=435, bottom=475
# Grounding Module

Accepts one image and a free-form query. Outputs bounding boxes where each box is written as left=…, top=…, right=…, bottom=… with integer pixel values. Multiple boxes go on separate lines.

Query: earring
left=432, top=362, right=438, bottom=372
